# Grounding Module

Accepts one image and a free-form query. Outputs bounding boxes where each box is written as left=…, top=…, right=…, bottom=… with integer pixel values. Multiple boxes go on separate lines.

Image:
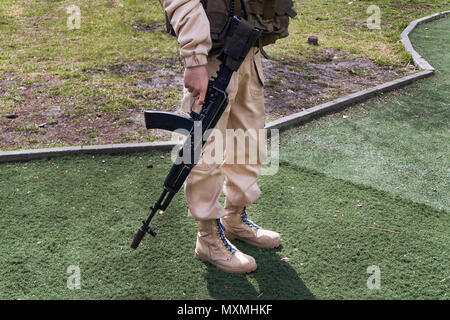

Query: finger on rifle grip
left=198, top=90, right=206, bottom=105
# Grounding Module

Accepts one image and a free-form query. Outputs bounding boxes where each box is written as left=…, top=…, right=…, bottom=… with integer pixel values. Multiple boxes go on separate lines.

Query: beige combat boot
left=222, top=207, right=282, bottom=248
left=194, top=219, right=257, bottom=274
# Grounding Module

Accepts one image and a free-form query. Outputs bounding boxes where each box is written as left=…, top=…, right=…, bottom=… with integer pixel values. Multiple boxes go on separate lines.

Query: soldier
left=162, top=0, right=295, bottom=273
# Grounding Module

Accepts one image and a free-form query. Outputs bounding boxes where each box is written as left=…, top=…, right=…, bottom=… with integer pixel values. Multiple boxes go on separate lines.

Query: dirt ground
left=0, top=48, right=416, bottom=150
left=262, top=48, right=416, bottom=117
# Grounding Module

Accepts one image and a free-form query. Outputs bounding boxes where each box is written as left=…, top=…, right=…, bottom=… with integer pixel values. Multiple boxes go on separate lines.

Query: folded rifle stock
left=131, top=17, right=261, bottom=249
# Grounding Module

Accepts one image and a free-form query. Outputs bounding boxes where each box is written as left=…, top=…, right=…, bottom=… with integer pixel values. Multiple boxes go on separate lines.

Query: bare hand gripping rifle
left=130, top=17, right=261, bottom=249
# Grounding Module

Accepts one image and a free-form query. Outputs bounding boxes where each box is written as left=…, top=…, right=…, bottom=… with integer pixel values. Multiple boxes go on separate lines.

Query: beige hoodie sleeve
left=163, top=0, right=212, bottom=68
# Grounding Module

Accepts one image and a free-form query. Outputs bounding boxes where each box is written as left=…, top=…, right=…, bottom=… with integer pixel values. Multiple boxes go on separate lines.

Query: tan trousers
left=181, top=47, right=266, bottom=221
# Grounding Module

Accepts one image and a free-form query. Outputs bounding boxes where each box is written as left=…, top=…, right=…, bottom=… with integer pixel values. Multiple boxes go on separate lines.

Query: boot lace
left=216, top=219, right=236, bottom=255
left=240, top=207, right=260, bottom=230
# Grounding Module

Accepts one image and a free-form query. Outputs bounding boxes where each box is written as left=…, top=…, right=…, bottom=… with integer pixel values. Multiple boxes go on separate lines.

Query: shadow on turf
left=203, top=244, right=315, bottom=300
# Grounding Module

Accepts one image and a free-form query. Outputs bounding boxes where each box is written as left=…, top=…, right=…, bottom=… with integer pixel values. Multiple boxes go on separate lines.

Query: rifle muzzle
left=130, top=223, right=157, bottom=249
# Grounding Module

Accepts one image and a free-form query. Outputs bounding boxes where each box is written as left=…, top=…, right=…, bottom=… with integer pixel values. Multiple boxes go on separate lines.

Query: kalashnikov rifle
left=130, top=16, right=261, bottom=249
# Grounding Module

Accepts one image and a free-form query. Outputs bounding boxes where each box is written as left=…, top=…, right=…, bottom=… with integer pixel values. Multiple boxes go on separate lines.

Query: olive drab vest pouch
left=205, top=0, right=297, bottom=55
left=164, top=11, right=176, bottom=37
left=163, top=0, right=297, bottom=56
left=238, top=0, right=297, bottom=47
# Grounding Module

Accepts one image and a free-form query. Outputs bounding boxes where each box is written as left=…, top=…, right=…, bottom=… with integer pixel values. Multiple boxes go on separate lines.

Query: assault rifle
left=130, top=16, right=261, bottom=249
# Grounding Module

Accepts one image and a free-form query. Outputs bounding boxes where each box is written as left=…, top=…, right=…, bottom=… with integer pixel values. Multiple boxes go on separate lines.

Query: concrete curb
left=265, top=10, right=449, bottom=132
left=0, top=142, right=178, bottom=163
left=264, top=69, right=433, bottom=131
left=401, top=10, right=450, bottom=71
left=1, top=11, right=449, bottom=163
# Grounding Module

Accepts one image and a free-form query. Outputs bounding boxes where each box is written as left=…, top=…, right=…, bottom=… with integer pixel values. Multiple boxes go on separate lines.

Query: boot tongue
left=216, top=219, right=237, bottom=255
left=240, top=208, right=260, bottom=230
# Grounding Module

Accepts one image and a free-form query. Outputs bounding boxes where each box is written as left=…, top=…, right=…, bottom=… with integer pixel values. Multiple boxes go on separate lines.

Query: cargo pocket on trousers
left=251, top=52, right=265, bottom=97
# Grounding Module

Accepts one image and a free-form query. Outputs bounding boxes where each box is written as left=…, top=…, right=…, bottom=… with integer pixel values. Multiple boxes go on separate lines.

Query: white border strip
left=1, top=11, right=449, bottom=163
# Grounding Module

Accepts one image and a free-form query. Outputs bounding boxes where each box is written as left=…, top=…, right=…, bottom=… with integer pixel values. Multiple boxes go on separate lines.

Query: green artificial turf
left=0, top=153, right=447, bottom=299
left=0, top=16, right=449, bottom=300
left=282, top=16, right=450, bottom=212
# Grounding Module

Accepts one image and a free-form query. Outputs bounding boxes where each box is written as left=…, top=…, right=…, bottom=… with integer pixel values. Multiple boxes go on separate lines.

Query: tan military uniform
left=164, top=0, right=266, bottom=221
left=182, top=47, right=266, bottom=221
left=163, top=0, right=281, bottom=273
left=163, top=0, right=212, bottom=68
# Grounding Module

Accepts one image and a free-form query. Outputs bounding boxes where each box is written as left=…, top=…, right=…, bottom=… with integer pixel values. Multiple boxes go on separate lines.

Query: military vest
left=166, top=0, right=297, bottom=57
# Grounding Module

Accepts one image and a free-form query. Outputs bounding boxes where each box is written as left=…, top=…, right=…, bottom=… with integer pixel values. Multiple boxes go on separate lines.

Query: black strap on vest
left=232, top=0, right=268, bottom=59
left=229, top=0, right=235, bottom=17
left=219, top=17, right=261, bottom=71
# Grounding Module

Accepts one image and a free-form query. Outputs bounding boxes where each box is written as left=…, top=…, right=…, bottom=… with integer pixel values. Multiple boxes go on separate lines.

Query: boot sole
left=194, top=250, right=257, bottom=274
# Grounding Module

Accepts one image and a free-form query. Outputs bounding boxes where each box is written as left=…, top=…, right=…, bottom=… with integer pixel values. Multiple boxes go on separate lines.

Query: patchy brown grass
left=0, top=0, right=447, bottom=150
